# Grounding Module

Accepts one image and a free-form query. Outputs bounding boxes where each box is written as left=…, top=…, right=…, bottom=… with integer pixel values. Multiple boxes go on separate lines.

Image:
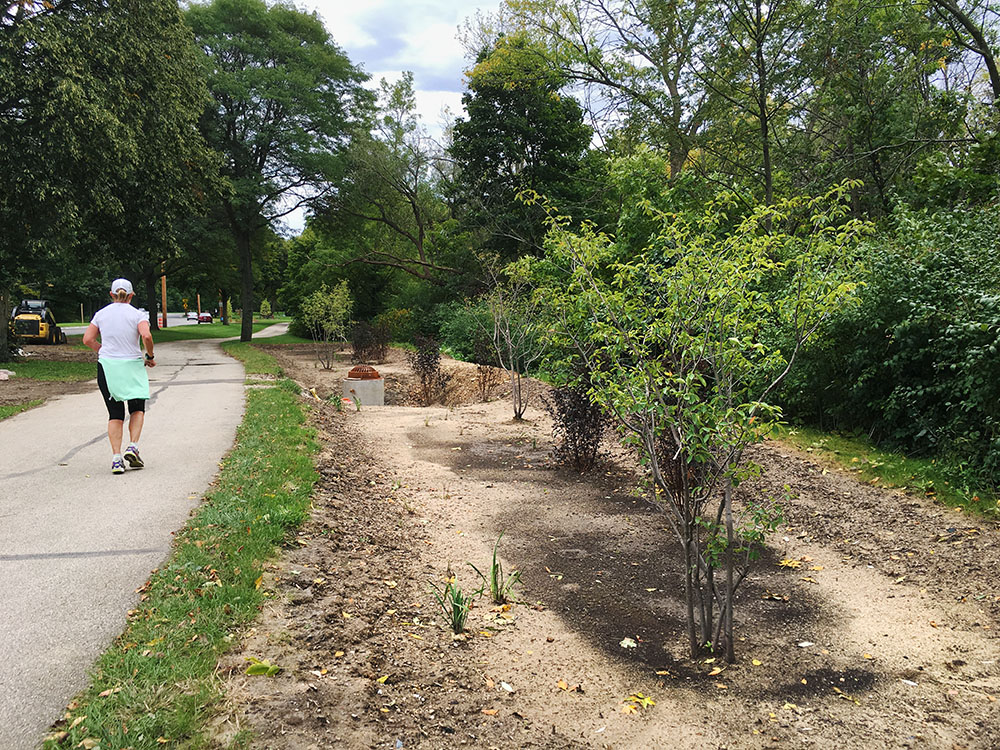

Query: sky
left=298, top=0, right=502, bottom=136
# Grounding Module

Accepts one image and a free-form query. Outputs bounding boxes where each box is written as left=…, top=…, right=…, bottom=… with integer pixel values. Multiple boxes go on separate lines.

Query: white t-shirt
left=92, top=303, right=147, bottom=359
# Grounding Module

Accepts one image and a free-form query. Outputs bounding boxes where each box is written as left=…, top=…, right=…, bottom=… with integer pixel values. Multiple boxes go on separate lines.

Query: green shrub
left=436, top=300, right=494, bottom=364
left=780, top=204, right=1000, bottom=488
left=373, top=308, right=415, bottom=343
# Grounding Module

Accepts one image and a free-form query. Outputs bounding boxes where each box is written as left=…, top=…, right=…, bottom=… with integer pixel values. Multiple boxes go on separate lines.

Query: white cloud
left=281, top=1, right=498, bottom=232
left=300, top=0, right=497, bottom=121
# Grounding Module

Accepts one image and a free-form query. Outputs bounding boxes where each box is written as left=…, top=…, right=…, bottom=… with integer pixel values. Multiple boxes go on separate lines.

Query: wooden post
left=160, top=265, right=168, bottom=328
left=196, top=293, right=201, bottom=315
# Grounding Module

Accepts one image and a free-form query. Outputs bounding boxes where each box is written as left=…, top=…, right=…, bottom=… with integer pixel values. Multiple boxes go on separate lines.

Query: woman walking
left=82, top=278, right=156, bottom=474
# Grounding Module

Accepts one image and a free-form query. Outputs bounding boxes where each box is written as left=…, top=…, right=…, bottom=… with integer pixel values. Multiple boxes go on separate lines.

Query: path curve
left=0, top=338, right=245, bottom=749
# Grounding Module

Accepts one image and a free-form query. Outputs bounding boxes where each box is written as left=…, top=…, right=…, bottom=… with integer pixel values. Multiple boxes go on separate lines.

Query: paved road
left=62, top=312, right=203, bottom=336
left=0, top=339, right=247, bottom=749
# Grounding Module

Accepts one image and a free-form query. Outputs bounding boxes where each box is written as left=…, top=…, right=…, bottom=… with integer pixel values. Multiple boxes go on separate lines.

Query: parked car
left=186, top=311, right=199, bottom=321
left=198, top=311, right=213, bottom=324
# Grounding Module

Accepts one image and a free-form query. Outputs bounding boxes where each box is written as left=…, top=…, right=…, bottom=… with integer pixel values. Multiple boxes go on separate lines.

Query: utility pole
left=196, top=293, right=202, bottom=316
left=160, top=264, right=168, bottom=328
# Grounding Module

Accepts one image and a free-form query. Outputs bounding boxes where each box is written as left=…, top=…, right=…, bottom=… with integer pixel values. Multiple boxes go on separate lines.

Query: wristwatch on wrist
left=145, top=353, right=154, bottom=360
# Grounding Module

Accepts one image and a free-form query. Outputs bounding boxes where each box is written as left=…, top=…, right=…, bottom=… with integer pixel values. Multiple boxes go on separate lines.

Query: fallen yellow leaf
left=557, top=679, right=569, bottom=690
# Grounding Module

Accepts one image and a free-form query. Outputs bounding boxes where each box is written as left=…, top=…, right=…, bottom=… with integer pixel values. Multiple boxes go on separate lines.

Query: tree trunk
left=220, top=289, right=229, bottom=326
left=933, top=0, right=1000, bottom=104
left=723, top=483, right=736, bottom=663
left=683, top=528, right=699, bottom=659
left=236, top=228, right=254, bottom=342
left=144, top=272, right=160, bottom=332
left=0, top=288, right=11, bottom=363
left=754, top=0, right=773, bottom=208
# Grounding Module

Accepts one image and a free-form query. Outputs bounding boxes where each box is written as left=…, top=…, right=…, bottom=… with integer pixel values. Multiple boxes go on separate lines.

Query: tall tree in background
left=186, top=0, right=370, bottom=341
left=488, top=0, right=711, bottom=177
left=1, top=0, right=217, bottom=357
left=451, top=33, right=592, bottom=260
left=319, top=73, right=455, bottom=284
left=695, top=0, right=816, bottom=206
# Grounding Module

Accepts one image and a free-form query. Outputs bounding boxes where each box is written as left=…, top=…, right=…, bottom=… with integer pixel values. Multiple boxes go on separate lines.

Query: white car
left=186, top=311, right=199, bottom=321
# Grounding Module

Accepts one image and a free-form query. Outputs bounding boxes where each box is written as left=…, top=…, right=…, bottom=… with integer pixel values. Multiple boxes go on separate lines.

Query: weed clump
left=470, top=533, right=520, bottom=605
left=430, top=578, right=476, bottom=634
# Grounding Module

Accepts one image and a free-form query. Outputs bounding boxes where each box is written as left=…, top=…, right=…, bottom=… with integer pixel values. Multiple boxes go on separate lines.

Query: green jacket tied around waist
left=99, top=357, right=150, bottom=401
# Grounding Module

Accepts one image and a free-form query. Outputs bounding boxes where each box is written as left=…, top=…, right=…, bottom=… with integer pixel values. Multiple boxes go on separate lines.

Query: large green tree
left=320, top=73, right=454, bottom=285
left=186, top=0, right=370, bottom=341
left=1, top=0, right=216, bottom=356
left=451, top=33, right=593, bottom=261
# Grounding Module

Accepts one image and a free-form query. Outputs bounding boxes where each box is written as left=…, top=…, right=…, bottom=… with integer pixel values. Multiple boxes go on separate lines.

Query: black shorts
left=97, top=363, right=146, bottom=421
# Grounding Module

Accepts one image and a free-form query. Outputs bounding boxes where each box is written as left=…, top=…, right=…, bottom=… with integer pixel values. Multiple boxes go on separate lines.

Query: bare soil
left=215, top=347, right=1000, bottom=750
left=0, top=344, right=95, bottom=407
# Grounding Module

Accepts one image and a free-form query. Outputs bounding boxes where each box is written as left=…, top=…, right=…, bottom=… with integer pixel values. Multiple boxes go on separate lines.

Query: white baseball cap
left=110, top=278, right=134, bottom=295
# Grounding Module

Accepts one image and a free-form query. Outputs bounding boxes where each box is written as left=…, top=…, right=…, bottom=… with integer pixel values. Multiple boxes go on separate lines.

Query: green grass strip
left=221, top=341, right=283, bottom=376
left=150, top=320, right=274, bottom=343
left=250, top=332, right=312, bottom=345
left=44, top=387, right=318, bottom=749
left=0, top=399, right=43, bottom=421
left=774, top=424, right=998, bottom=519
left=8, top=360, right=95, bottom=381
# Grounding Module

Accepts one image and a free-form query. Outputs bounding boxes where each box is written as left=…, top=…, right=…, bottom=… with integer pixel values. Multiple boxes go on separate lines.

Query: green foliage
left=780, top=204, right=1000, bottom=488
left=1, top=0, right=220, bottom=358
left=469, top=533, right=521, bottom=605
left=373, top=308, right=416, bottom=343
left=451, top=32, right=594, bottom=259
left=429, top=578, right=476, bottom=634
left=259, top=299, right=272, bottom=318
left=300, top=281, right=352, bottom=369
left=526, top=177, right=869, bottom=659
left=436, top=301, right=495, bottom=364
left=186, top=0, right=371, bottom=341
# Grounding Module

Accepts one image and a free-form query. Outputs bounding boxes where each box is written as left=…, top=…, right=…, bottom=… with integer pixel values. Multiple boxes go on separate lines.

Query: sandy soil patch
left=0, top=344, right=95, bottom=407
left=217, top=347, right=1000, bottom=749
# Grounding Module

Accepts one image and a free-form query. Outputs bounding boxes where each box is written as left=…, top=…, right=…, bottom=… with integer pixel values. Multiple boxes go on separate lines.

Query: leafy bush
left=408, top=335, right=449, bottom=406
left=780, top=205, right=1000, bottom=489
left=300, top=282, right=352, bottom=369
left=259, top=299, right=272, bottom=318
left=436, top=300, right=494, bottom=363
left=351, top=321, right=389, bottom=363
left=542, top=384, right=604, bottom=472
left=373, top=308, right=415, bottom=343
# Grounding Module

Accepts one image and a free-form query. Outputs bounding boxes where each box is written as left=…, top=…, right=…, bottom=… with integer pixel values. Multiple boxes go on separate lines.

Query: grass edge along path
left=774, top=424, right=998, bottom=519
left=0, top=399, right=43, bottom=421
left=221, top=340, right=283, bottom=376
left=8, top=360, right=95, bottom=382
left=44, top=355, right=316, bottom=749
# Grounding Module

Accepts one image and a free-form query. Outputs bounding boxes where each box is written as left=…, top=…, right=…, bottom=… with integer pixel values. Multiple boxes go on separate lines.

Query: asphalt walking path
left=0, top=335, right=258, bottom=749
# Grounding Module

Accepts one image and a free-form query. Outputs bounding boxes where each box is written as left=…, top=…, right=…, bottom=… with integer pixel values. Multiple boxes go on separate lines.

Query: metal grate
left=347, top=365, right=381, bottom=380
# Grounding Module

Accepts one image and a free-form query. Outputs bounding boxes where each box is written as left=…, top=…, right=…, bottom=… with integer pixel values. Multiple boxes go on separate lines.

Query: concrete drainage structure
left=342, top=365, right=384, bottom=406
